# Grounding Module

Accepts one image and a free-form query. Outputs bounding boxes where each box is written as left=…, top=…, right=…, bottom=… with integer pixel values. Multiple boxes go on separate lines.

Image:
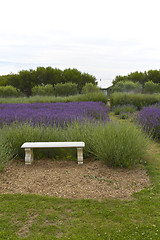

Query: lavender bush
left=0, top=91, right=108, bottom=104
left=0, top=102, right=110, bottom=126
left=110, top=92, right=160, bottom=110
left=134, top=103, right=160, bottom=138
left=0, top=120, right=149, bottom=170
left=112, top=104, right=137, bottom=115
left=0, top=101, right=149, bottom=169
left=91, top=121, right=148, bottom=168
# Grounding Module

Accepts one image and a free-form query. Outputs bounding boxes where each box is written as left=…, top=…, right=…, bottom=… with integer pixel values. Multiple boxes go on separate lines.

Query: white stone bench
left=21, top=142, right=85, bottom=165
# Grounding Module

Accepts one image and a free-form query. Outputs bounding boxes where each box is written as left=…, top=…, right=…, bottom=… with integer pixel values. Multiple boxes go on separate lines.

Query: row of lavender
left=0, top=100, right=159, bottom=139
left=134, top=103, right=160, bottom=139
left=111, top=102, right=160, bottom=139
left=0, top=101, right=151, bottom=169
left=0, top=102, right=110, bottom=126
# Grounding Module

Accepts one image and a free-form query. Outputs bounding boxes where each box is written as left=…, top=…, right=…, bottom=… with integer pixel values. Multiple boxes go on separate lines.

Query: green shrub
left=112, top=104, right=137, bottom=115
left=0, top=92, right=108, bottom=104
left=0, top=120, right=148, bottom=170
left=54, top=82, right=78, bottom=96
left=110, top=92, right=160, bottom=110
left=111, top=81, right=142, bottom=93
left=0, top=123, right=69, bottom=170
left=143, top=81, right=160, bottom=94
left=32, top=84, right=55, bottom=96
left=119, top=113, right=129, bottom=119
left=0, top=122, right=94, bottom=170
left=81, top=83, right=100, bottom=94
left=0, top=86, right=21, bottom=97
left=91, top=121, right=149, bottom=168
left=75, top=92, right=108, bottom=103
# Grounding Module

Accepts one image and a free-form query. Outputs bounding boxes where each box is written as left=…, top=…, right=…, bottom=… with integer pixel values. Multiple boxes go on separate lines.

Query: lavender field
left=0, top=101, right=110, bottom=126
left=134, top=103, right=160, bottom=139
left=0, top=100, right=150, bottom=169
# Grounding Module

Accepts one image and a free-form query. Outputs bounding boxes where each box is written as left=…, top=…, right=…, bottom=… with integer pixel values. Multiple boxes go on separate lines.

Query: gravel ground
left=0, top=158, right=150, bottom=200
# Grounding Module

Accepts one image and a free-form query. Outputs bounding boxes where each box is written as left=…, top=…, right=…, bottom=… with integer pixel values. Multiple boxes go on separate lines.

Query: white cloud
left=0, top=0, right=160, bottom=82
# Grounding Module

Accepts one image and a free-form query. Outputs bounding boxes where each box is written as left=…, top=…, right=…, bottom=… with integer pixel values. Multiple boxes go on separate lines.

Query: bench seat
left=21, top=142, right=85, bottom=165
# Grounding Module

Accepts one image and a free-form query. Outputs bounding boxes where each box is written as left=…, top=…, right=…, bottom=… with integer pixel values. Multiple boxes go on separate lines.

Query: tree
left=61, top=68, right=96, bottom=93
left=0, top=75, right=8, bottom=86
left=0, top=67, right=97, bottom=96
left=80, top=73, right=97, bottom=93
left=49, top=68, right=63, bottom=86
left=127, top=71, right=147, bottom=86
left=112, top=75, right=128, bottom=85
left=62, top=68, right=81, bottom=84
left=18, top=70, right=35, bottom=97
left=143, top=81, right=160, bottom=94
left=35, top=67, right=47, bottom=85
left=111, top=81, right=142, bottom=93
left=113, top=70, right=160, bottom=87
left=147, top=70, right=160, bottom=84
left=54, top=82, right=78, bottom=96
left=7, top=74, right=21, bottom=90
left=32, top=84, right=55, bottom=96
left=82, top=83, right=100, bottom=94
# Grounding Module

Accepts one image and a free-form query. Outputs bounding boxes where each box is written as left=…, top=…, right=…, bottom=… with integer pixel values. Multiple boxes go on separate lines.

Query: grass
left=0, top=141, right=160, bottom=239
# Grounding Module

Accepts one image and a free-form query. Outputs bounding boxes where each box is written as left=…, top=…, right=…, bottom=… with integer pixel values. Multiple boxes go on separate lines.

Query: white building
left=97, top=79, right=113, bottom=95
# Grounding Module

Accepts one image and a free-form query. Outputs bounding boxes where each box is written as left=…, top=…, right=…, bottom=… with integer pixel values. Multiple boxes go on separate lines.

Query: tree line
left=0, top=67, right=96, bottom=97
left=113, top=69, right=160, bottom=86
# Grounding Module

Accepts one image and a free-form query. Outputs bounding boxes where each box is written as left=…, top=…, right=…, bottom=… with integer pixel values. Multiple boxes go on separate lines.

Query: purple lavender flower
left=134, top=104, right=160, bottom=138
left=0, top=102, right=110, bottom=127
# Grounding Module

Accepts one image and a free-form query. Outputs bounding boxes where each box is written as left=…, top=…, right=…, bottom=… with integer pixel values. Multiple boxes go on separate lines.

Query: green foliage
left=6, top=73, right=21, bottom=89
left=75, top=92, right=108, bottom=103
left=113, top=71, right=147, bottom=86
left=1, top=67, right=96, bottom=97
left=81, top=82, right=100, bottom=94
left=80, top=72, right=97, bottom=92
left=111, top=81, right=142, bottom=93
left=35, top=66, right=63, bottom=86
left=143, top=80, right=160, bottom=94
left=0, top=92, right=108, bottom=104
left=32, top=84, right=55, bottom=96
left=0, top=120, right=148, bottom=170
left=54, top=82, right=78, bottom=96
left=113, top=69, right=160, bottom=87
left=0, top=86, right=22, bottom=97
left=61, top=68, right=81, bottom=87
left=91, top=121, right=149, bottom=168
left=120, top=113, right=129, bottom=119
left=147, top=69, right=160, bottom=84
left=0, top=75, right=8, bottom=86
left=61, top=68, right=96, bottom=92
left=112, top=104, right=137, bottom=115
left=110, top=92, right=160, bottom=110
left=18, top=69, right=36, bottom=97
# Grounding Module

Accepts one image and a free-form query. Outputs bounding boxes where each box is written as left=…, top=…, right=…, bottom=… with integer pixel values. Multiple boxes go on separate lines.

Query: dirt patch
left=17, top=211, right=39, bottom=237
left=0, top=159, right=150, bottom=200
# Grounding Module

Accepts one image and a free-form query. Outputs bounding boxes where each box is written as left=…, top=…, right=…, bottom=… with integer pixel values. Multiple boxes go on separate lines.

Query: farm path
left=0, top=159, right=150, bottom=200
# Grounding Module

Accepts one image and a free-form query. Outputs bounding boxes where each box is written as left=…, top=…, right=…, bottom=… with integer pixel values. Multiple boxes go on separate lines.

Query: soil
left=0, top=158, right=150, bottom=200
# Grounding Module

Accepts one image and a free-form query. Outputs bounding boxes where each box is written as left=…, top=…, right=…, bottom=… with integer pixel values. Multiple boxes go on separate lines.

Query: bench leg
left=77, top=148, right=83, bottom=164
left=25, top=148, right=34, bottom=164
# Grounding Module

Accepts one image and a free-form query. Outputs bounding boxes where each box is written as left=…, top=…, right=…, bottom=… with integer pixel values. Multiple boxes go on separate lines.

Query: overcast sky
left=0, top=0, right=160, bottom=86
